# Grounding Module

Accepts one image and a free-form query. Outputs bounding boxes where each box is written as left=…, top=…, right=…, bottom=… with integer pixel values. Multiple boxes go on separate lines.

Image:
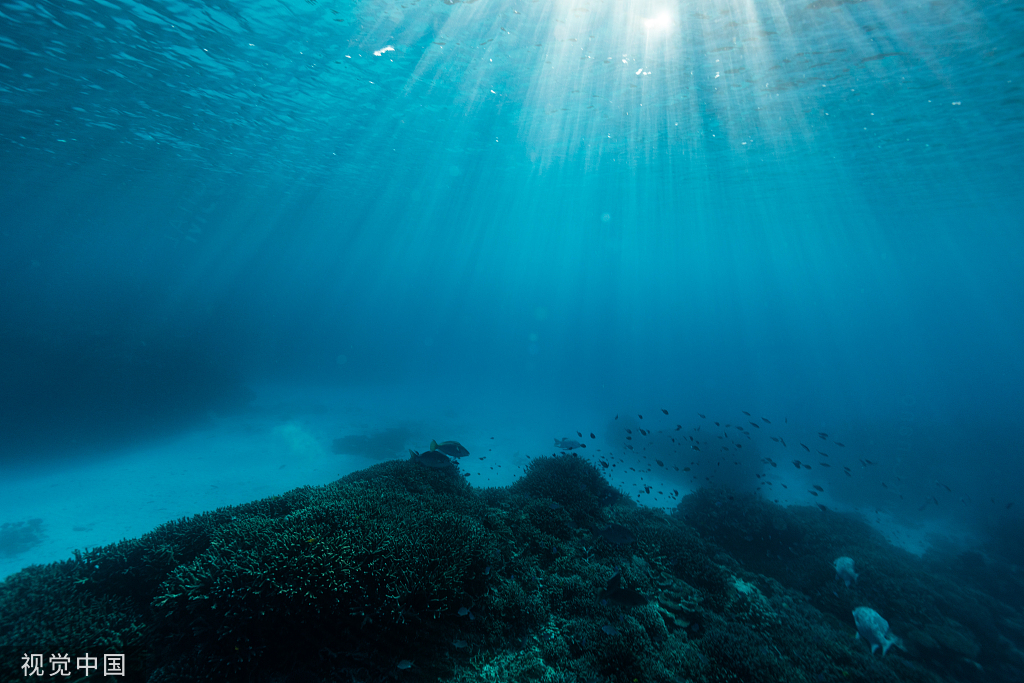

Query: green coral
left=2, top=455, right=1020, bottom=683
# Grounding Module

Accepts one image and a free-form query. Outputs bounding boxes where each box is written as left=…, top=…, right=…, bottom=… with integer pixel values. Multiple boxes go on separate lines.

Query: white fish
left=853, top=606, right=903, bottom=656
left=834, top=556, right=859, bottom=587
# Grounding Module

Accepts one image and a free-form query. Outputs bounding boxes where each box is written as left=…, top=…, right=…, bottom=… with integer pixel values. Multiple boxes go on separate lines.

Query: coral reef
left=2, top=456, right=1022, bottom=682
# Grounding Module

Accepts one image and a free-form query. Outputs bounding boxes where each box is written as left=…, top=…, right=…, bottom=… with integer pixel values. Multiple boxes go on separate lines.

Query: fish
left=698, top=413, right=705, bottom=418
left=397, top=660, right=414, bottom=670
left=939, top=483, right=951, bottom=492
left=819, top=463, right=831, bottom=467
left=771, top=437, right=779, bottom=443
left=596, top=524, right=636, bottom=545
left=590, top=433, right=596, bottom=439
left=663, top=409, right=669, bottom=415
left=853, top=607, right=903, bottom=656
left=743, top=411, right=751, bottom=416
left=792, top=460, right=802, bottom=469
left=808, top=491, right=818, bottom=496
left=602, top=625, right=619, bottom=636
left=749, top=422, right=760, bottom=429
left=626, top=429, right=632, bottom=434
left=600, top=570, right=650, bottom=607
left=762, top=417, right=771, bottom=424
left=410, top=449, right=455, bottom=469
left=813, top=485, right=823, bottom=492
left=458, top=607, right=472, bottom=617
left=835, top=442, right=846, bottom=447
left=817, top=504, right=827, bottom=512
left=577, top=431, right=583, bottom=437
left=801, top=443, right=810, bottom=452
left=452, top=640, right=468, bottom=649
left=656, top=460, right=664, bottom=467
left=818, top=451, right=828, bottom=457
left=638, top=414, right=643, bottom=419
left=555, top=437, right=585, bottom=450
left=676, top=425, right=682, bottom=430
left=431, top=440, right=470, bottom=458
left=818, top=433, right=828, bottom=439
left=779, top=438, right=786, bottom=447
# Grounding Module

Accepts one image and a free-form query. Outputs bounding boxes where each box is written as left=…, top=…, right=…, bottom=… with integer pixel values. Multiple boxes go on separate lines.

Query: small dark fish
left=792, top=460, right=802, bottom=469
left=762, top=417, right=771, bottom=424
left=818, top=433, right=828, bottom=439
left=683, top=467, right=691, bottom=471
left=590, top=433, right=596, bottom=439
left=818, top=451, right=828, bottom=457
left=801, top=443, right=810, bottom=452
left=714, top=421, right=720, bottom=426
left=602, top=625, right=619, bottom=636
left=615, top=414, right=618, bottom=419
left=663, top=409, right=669, bottom=415
left=933, top=496, right=939, bottom=505
left=771, top=437, right=779, bottom=443
left=638, top=414, right=643, bottom=419
left=808, top=491, right=818, bottom=497
left=749, top=422, right=760, bottom=429
left=780, top=438, right=786, bottom=447
left=452, top=639, right=468, bottom=649
left=698, top=413, right=705, bottom=418
left=656, top=460, right=664, bottom=467
left=939, top=483, right=951, bottom=492
left=817, top=504, right=827, bottom=512
left=803, top=464, right=812, bottom=469
left=675, top=424, right=682, bottom=430
left=625, top=428, right=632, bottom=434
left=577, top=431, right=583, bottom=437
left=819, top=463, right=831, bottom=467
left=743, top=411, right=751, bottom=416
left=397, top=660, right=414, bottom=670
left=813, top=485, right=823, bottom=492
left=692, top=445, right=700, bottom=451
left=882, top=483, right=888, bottom=489
left=835, top=442, right=846, bottom=447
left=600, top=571, right=649, bottom=607
left=458, top=607, right=472, bottom=617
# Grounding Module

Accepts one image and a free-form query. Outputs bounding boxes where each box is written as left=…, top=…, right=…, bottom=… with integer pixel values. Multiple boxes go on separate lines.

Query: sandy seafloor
left=0, top=383, right=974, bottom=582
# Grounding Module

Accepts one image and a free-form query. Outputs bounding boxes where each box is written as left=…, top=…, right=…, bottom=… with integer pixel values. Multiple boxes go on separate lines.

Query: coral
left=3, top=457, right=1020, bottom=683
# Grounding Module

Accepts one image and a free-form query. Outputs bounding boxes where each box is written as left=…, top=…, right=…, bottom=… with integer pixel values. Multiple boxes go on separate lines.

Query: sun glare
left=644, top=12, right=673, bottom=32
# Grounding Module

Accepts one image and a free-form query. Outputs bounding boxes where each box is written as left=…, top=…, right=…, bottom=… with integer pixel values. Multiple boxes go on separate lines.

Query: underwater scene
left=1, top=0, right=1022, bottom=681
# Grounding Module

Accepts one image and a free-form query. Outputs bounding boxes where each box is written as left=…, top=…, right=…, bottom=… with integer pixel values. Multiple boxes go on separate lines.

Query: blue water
left=1, top=0, right=1022, bottom=562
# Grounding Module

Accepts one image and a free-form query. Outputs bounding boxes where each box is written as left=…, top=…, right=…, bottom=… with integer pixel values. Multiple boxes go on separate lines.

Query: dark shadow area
left=0, top=519, right=45, bottom=558
left=0, top=331, right=253, bottom=461
left=331, top=426, right=412, bottom=460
